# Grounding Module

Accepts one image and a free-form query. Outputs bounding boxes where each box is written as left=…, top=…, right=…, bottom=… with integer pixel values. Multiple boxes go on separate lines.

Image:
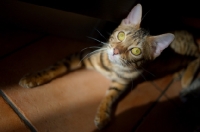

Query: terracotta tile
left=101, top=81, right=161, bottom=132
left=0, top=36, right=95, bottom=87
left=2, top=70, right=110, bottom=132
left=152, top=74, right=173, bottom=91
left=165, top=80, right=183, bottom=105
left=135, top=96, right=194, bottom=132
left=0, top=36, right=162, bottom=132
left=2, top=76, right=161, bottom=132
left=0, top=95, right=30, bottom=132
left=0, top=29, right=43, bottom=58
left=158, top=72, right=200, bottom=109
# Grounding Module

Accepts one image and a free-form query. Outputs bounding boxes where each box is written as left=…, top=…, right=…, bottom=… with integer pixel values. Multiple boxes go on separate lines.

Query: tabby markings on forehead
left=126, top=32, right=132, bottom=35
left=132, top=29, right=149, bottom=39
left=136, top=41, right=140, bottom=46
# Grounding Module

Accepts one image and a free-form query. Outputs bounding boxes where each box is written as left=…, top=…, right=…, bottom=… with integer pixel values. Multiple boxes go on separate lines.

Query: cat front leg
left=94, top=81, right=127, bottom=129
left=19, top=60, right=68, bottom=88
left=19, top=52, right=86, bottom=88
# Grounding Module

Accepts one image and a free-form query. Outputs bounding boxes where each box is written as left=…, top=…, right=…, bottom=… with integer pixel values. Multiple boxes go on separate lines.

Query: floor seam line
left=132, top=79, right=174, bottom=132
left=0, top=89, right=37, bottom=132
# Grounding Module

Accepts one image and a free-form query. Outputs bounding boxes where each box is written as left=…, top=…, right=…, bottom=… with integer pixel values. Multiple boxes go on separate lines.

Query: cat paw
left=173, top=70, right=184, bottom=81
left=19, top=73, right=45, bottom=88
left=94, top=112, right=110, bottom=130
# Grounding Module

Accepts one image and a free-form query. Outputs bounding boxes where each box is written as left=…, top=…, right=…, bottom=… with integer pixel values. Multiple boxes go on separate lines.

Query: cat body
left=144, top=30, right=199, bottom=83
left=19, top=4, right=200, bottom=129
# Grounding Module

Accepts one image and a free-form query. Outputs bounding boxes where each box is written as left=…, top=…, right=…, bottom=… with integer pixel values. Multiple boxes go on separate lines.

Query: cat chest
left=97, top=65, right=139, bottom=83
left=88, top=52, right=139, bottom=82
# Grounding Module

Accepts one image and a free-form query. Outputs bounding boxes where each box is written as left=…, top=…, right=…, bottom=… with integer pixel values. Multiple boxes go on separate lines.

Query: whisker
left=127, top=61, right=133, bottom=67
left=118, top=58, right=145, bottom=90
left=89, top=48, right=107, bottom=56
left=81, top=46, right=102, bottom=52
left=107, top=45, right=112, bottom=49
left=79, top=48, right=107, bottom=65
left=141, top=10, right=151, bottom=22
left=120, top=59, right=125, bottom=66
left=140, top=66, right=155, bottom=77
left=128, top=60, right=147, bottom=81
left=115, top=56, right=149, bottom=89
left=120, top=58, right=128, bottom=66
left=94, top=28, right=106, bottom=40
left=121, top=58, right=133, bottom=67
left=87, top=36, right=107, bottom=45
left=107, top=32, right=111, bottom=36
left=133, top=67, right=147, bottom=81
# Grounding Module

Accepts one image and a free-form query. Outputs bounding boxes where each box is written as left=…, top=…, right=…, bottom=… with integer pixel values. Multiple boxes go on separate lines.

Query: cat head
left=107, top=4, right=174, bottom=67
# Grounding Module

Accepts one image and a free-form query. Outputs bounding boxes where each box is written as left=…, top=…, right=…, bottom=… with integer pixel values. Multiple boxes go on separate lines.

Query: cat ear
left=148, top=33, right=175, bottom=59
left=121, top=4, right=142, bottom=26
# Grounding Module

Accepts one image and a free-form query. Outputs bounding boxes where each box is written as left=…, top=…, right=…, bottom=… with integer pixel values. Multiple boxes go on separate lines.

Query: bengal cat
left=19, top=4, right=200, bottom=129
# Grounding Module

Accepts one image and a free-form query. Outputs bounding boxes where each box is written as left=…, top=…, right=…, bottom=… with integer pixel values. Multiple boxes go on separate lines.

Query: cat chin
left=108, top=53, right=120, bottom=64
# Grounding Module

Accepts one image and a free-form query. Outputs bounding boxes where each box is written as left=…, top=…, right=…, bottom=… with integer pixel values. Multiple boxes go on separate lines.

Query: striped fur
left=19, top=4, right=200, bottom=129
left=170, top=30, right=200, bottom=88
left=171, top=30, right=199, bottom=57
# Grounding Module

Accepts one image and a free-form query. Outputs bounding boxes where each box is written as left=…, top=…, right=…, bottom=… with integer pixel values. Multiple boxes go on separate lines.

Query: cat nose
left=113, top=48, right=119, bottom=55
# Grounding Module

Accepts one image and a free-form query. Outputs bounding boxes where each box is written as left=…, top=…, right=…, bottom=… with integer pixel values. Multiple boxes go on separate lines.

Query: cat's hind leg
left=181, top=58, right=200, bottom=88
left=173, top=69, right=185, bottom=81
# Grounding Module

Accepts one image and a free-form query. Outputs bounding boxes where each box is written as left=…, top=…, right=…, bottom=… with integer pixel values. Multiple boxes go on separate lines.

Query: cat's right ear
left=121, top=4, right=142, bottom=27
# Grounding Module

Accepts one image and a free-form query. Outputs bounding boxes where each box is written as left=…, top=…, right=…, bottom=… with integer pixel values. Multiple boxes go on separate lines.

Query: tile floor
left=0, top=28, right=199, bottom=132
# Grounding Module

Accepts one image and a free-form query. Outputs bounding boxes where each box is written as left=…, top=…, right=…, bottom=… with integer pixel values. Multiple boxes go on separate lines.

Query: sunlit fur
left=19, top=24, right=157, bottom=129
left=19, top=6, right=200, bottom=130
left=170, top=30, right=200, bottom=88
left=19, top=30, right=200, bottom=130
left=107, top=25, right=152, bottom=67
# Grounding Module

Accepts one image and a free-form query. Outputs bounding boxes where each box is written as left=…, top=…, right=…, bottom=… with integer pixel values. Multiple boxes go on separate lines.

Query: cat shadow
left=92, top=47, right=200, bottom=131
left=92, top=96, right=200, bottom=132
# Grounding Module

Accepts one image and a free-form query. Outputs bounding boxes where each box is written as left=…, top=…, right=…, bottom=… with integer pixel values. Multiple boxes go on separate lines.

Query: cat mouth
left=107, top=48, right=120, bottom=64
left=108, top=53, right=120, bottom=64
left=108, top=54, right=114, bottom=61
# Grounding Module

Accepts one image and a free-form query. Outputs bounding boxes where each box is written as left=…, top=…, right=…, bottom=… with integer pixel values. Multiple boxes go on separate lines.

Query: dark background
left=0, top=0, right=200, bottom=41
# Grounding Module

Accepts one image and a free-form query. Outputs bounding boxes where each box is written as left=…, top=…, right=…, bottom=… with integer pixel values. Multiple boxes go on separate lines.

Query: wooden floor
left=0, top=28, right=199, bottom=132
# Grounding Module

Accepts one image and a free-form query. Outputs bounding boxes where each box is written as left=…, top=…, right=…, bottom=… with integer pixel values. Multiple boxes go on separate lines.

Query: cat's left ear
left=148, top=33, right=175, bottom=59
left=121, top=4, right=142, bottom=27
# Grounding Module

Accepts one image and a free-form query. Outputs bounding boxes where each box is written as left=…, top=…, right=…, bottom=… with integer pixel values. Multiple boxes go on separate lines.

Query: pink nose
left=113, top=48, right=119, bottom=55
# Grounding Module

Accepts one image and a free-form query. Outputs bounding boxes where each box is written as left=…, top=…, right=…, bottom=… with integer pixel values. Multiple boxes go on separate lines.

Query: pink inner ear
left=154, top=44, right=166, bottom=57
left=121, top=4, right=142, bottom=26
left=151, top=33, right=175, bottom=58
left=154, top=40, right=169, bottom=57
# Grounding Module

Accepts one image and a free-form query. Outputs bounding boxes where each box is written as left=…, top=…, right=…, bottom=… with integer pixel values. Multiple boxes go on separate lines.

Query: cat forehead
left=114, top=25, right=138, bottom=33
left=113, top=27, right=148, bottom=37
left=111, top=28, right=149, bottom=46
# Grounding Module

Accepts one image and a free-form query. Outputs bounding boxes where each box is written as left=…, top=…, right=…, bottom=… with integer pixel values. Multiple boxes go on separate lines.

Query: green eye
left=131, top=47, right=141, bottom=56
left=117, top=31, right=125, bottom=41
